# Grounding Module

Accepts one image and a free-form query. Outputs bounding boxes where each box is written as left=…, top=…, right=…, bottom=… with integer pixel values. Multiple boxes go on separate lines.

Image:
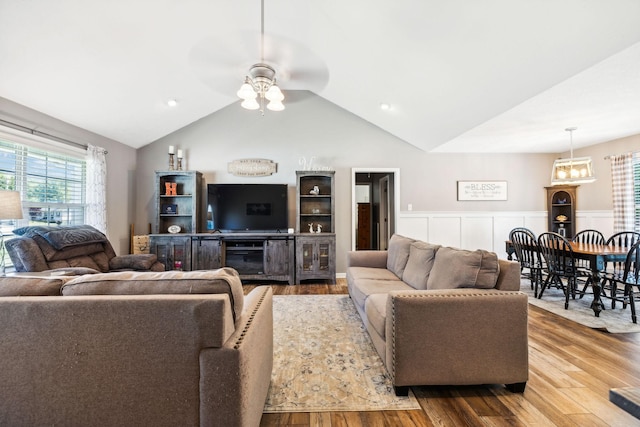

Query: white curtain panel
left=610, top=152, right=635, bottom=233
left=86, top=144, right=107, bottom=233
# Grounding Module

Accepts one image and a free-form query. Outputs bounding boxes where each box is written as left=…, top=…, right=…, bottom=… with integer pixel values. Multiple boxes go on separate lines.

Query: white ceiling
left=1, top=0, right=640, bottom=153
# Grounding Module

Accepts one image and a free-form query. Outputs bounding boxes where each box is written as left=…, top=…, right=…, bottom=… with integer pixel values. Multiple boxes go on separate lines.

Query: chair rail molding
left=397, top=210, right=614, bottom=259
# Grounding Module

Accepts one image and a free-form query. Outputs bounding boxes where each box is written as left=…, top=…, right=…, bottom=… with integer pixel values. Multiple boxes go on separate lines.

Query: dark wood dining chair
left=573, top=229, right=605, bottom=245
left=572, top=229, right=606, bottom=296
left=509, top=227, right=543, bottom=296
left=537, top=232, right=590, bottom=309
left=602, top=231, right=640, bottom=308
left=607, top=239, right=640, bottom=323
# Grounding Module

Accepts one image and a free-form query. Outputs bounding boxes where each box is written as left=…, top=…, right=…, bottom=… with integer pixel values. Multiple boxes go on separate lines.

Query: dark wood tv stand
left=149, top=232, right=335, bottom=285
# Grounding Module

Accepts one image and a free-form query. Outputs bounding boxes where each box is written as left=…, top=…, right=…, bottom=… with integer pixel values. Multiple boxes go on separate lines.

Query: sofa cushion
left=346, top=266, right=400, bottom=284
left=47, top=252, right=111, bottom=273
left=349, top=278, right=413, bottom=311
left=47, top=267, right=101, bottom=275
left=386, top=234, right=415, bottom=278
left=109, top=254, right=160, bottom=271
left=364, top=293, right=388, bottom=340
left=427, top=247, right=500, bottom=290
left=61, top=268, right=244, bottom=321
left=402, top=241, right=441, bottom=290
left=0, top=276, right=71, bottom=296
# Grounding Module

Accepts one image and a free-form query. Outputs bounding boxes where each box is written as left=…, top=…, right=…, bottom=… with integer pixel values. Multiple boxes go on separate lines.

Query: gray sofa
left=0, top=268, right=272, bottom=427
left=347, top=234, right=529, bottom=395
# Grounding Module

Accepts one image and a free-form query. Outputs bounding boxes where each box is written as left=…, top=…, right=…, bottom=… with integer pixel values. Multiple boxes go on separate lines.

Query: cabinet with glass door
left=295, top=234, right=336, bottom=283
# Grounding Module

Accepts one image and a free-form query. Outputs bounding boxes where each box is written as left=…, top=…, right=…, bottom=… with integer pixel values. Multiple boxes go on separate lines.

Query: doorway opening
left=351, top=168, right=400, bottom=251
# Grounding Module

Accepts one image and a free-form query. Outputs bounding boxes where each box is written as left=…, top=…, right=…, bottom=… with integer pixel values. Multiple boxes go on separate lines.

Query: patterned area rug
left=520, top=279, right=640, bottom=333
left=263, top=295, right=421, bottom=413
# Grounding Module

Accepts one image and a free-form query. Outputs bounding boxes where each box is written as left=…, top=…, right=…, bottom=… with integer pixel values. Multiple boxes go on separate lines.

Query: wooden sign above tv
left=228, top=158, right=277, bottom=177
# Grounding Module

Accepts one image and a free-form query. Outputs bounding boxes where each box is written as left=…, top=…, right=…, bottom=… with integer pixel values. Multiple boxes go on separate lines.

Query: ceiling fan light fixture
left=265, top=84, right=284, bottom=102
left=241, top=98, right=260, bottom=110
left=267, top=100, right=285, bottom=111
left=237, top=81, right=257, bottom=100
left=238, top=63, right=284, bottom=113
left=237, top=0, right=284, bottom=115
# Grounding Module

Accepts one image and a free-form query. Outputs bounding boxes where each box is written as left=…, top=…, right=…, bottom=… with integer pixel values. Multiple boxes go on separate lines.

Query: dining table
left=505, top=240, right=630, bottom=317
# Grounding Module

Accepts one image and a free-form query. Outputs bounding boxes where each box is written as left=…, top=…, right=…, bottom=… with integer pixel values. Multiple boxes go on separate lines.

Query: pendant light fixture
left=550, top=127, right=596, bottom=185
left=236, top=0, right=284, bottom=114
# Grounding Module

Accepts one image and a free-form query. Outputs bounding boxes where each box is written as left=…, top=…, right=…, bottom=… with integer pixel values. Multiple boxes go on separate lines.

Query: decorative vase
left=558, top=223, right=566, bottom=237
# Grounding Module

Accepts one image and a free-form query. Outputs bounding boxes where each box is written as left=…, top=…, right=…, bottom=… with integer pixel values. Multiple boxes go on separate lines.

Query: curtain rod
left=0, top=118, right=90, bottom=152
left=604, top=151, right=636, bottom=160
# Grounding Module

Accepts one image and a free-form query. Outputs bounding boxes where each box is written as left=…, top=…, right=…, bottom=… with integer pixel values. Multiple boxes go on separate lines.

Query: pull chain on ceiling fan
left=236, top=0, right=285, bottom=114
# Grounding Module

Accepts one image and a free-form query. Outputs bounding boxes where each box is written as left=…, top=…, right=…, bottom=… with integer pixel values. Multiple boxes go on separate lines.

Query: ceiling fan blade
left=188, top=31, right=329, bottom=95
left=188, top=32, right=261, bottom=95
left=283, top=68, right=330, bottom=92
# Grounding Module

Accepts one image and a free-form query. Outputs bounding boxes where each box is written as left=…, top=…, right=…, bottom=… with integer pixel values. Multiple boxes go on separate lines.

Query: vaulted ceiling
left=1, top=1, right=639, bottom=153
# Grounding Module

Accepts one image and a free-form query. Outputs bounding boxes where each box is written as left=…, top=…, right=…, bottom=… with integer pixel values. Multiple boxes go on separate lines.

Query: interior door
left=351, top=168, right=399, bottom=251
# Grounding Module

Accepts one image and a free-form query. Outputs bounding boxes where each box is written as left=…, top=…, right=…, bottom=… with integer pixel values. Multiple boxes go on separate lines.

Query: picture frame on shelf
left=162, top=203, right=178, bottom=214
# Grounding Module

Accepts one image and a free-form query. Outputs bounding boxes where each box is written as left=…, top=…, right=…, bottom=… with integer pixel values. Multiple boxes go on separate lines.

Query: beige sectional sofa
left=347, top=234, right=529, bottom=395
left=0, top=268, right=272, bottom=427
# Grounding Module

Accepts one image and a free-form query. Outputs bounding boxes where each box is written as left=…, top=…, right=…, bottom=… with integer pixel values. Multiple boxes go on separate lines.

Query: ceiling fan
left=188, top=0, right=329, bottom=107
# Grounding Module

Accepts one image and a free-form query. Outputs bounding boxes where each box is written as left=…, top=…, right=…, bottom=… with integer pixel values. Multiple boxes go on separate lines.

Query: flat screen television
left=207, top=184, right=288, bottom=232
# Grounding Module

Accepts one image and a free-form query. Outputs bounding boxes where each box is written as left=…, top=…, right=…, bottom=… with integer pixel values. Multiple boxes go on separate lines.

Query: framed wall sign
left=228, top=158, right=277, bottom=177
left=457, top=181, right=508, bottom=201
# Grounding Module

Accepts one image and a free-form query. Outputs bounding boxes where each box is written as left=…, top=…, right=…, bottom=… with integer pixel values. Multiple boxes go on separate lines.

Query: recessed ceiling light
left=380, top=103, right=391, bottom=111
left=167, top=99, right=178, bottom=107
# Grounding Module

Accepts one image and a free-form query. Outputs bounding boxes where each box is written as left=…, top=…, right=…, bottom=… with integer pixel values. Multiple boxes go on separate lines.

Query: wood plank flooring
left=245, top=279, right=640, bottom=427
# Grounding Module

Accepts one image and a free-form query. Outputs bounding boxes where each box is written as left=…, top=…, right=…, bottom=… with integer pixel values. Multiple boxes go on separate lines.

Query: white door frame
left=351, top=167, right=400, bottom=251
left=378, top=175, right=390, bottom=250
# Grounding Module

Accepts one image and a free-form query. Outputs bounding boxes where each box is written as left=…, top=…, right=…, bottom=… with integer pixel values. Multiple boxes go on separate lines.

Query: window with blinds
left=0, top=140, right=86, bottom=230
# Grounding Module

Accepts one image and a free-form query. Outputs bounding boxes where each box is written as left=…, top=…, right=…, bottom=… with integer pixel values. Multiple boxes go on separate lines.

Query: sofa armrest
left=347, top=250, right=388, bottom=268
left=495, top=259, right=521, bottom=291
left=5, top=237, right=49, bottom=272
left=199, top=286, right=273, bottom=427
left=385, top=288, right=528, bottom=388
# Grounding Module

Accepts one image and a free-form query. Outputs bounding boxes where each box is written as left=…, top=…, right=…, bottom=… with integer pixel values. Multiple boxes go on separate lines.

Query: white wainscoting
left=397, top=210, right=614, bottom=259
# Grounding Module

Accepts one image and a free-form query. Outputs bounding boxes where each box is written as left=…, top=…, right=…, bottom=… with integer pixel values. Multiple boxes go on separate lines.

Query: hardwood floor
left=245, top=280, right=640, bottom=427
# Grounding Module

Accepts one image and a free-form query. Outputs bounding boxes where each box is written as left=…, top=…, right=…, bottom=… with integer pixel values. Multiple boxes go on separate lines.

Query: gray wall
left=4, top=92, right=640, bottom=273
left=0, top=97, right=138, bottom=255
left=136, top=91, right=558, bottom=272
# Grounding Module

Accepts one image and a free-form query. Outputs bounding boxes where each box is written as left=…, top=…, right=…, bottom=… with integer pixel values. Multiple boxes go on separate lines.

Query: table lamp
left=0, top=190, right=23, bottom=274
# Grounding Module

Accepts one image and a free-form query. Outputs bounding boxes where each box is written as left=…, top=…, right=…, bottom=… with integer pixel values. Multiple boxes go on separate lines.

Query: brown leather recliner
left=6, top=225, right=164, bottom=274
